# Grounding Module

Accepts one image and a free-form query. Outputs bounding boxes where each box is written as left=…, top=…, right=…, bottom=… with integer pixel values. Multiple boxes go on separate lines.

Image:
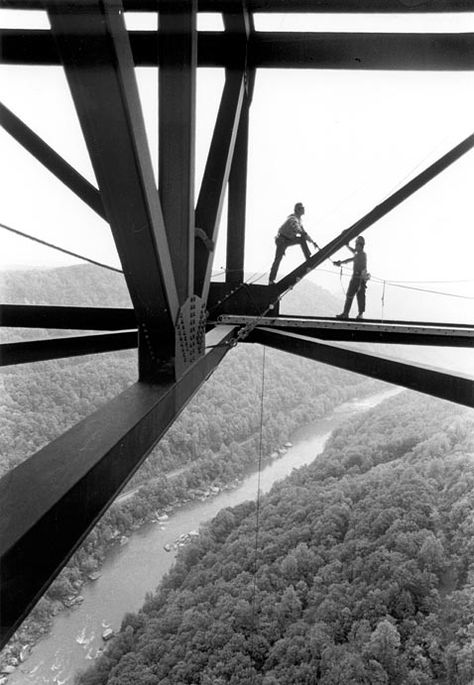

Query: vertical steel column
left=47, top=0, right=180, bottom=382
left=159, top=0, right=197, bottom=303
left=194, top=71, right=245, bottom=301
left=224, top=7, right=254, bottom=285
left=226, top=69, right=255, bottom=284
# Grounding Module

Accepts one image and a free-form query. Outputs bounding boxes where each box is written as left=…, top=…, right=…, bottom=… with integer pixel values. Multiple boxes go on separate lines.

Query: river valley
left=6, top=386, right=401, bottom=685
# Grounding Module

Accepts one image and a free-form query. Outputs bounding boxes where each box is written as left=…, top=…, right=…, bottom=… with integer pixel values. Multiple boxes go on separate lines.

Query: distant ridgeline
left=76, top=392, right=474, bottom=685
left=0, top=263, right=341, bottom=312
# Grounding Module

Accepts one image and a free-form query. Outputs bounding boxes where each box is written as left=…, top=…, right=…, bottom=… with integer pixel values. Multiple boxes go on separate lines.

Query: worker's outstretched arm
left=333, top=256, right=354, bottom=267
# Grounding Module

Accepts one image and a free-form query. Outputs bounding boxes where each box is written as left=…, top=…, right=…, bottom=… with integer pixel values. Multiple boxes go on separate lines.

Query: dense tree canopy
left=77, top=393, right=474, bottom=685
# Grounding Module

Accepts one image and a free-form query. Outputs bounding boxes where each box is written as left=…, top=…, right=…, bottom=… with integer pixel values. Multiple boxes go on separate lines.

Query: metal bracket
left=195, top=226, right=215, bottom=252
left=175, top=295, right=207, bottom=377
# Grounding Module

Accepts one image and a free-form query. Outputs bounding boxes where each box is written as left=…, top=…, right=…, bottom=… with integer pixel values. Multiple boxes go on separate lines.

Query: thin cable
left=0, top=221, right=123, bottom=274
left=370, top=276, right=474, bottom=301
left=381, top=280, right=386, bottom=323
left=382, top=278, right=474, bottom=285
left=251, top=345, right=266, bottom=666
left=331, top=262, right=474, bottom=300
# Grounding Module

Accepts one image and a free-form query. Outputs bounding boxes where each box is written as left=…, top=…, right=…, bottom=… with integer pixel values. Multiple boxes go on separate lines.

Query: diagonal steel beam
left=276, top=132, right=474, bottom=293
left=194, top=70, right=246, bottom=301
left=0, top=324, right=237, bottom=647
left=159, top=0, right=197, bottom=303
left=247, top=327, right=474, bottom=408
left=0, top=102, right=105, bottom=220
left=47, top=0, right=179, bottom=379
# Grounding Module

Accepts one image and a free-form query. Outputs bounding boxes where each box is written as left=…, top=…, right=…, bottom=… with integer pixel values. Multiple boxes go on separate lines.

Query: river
left=7, top=386, right=401, bottom=685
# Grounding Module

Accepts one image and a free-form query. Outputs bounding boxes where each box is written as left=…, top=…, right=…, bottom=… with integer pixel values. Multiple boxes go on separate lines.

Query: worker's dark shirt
left=352, top=250, right=367, bottom=276
left=278, top=214, right=304, bottom=240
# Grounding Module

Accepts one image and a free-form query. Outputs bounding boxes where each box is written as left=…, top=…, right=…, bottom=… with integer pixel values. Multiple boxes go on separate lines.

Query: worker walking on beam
left=268, top=202, right=319, bottom=284
left=333, top=235, right=370, bottom=320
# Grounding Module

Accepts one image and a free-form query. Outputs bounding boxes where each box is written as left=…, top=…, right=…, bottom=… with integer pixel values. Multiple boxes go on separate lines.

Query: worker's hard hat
left=355, top=236, right=365, bottom=246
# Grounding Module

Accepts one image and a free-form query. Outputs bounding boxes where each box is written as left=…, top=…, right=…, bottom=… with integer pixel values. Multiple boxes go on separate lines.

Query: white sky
left=1, top=10, right=474, bottom=325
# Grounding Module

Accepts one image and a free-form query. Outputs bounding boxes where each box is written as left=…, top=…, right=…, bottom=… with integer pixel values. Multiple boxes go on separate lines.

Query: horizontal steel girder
left=0, top=304, right=136, bottom=330
left=216, top=316, right=474, bottom=347
left=5, top=0, right=474, bottom=11
left=0, top=331, right=137, bottom=366
left=0, top=325, right=237, bottom=647
left=3, top=30, right=474, bottom=71
left=247, top=327, right=474, bottom=408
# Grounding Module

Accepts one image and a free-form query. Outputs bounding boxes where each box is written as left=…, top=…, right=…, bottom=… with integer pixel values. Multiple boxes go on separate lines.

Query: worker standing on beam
left=268, top=202, right=319, bottom=284
left=334, top=235, right=369, bottom=320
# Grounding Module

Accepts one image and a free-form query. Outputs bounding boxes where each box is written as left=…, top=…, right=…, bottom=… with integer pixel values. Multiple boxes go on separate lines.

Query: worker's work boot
left=356, top=313, right=364, bottom=320
left=335, top=313, right=348, bottom=319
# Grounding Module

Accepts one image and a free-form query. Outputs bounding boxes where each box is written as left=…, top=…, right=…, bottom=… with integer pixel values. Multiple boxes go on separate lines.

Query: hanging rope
left=338, top=265, right=346, bottom=297
left=250, top=345, right=266, bottom=669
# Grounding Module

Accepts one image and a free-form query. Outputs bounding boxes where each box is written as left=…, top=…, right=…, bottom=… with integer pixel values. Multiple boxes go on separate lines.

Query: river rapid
left=7, top=386, right=401, bottom=685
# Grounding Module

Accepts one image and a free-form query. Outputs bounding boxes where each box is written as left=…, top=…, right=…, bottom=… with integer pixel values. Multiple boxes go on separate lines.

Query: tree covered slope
left=76, top=393, right=474, bottom=685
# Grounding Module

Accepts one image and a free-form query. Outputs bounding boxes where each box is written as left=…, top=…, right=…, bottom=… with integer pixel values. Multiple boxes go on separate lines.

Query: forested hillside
left=0, top=264, right=365, bottom=480
left=76, top=392, right=474, bottom=685
left=1, top=265, right=379, bottom=662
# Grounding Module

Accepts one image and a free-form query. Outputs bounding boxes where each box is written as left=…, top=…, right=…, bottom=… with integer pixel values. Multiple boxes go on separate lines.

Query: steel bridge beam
left=0, top=331, right=137, bottom=367
left=0, top=102, right=105, bottom=220
left=3, top=30, right=474, bottom=71
left=225, top=74, right=254, bottom=285
left=47, top=0, right=179, bottom=380
left=0, top=325, right=237, bottom=647
left=224, top=5, right=254, bottom=286
left=217, top=316, right=474, bottom=347
left=159, top=0, right=197, bottom=304
left=5, top=0, right=474, bottom=11
left=276, top=133, right=474, bottom=293
left=194, top=69, right=246, bottom=300
left=247, top=328, right=474, bottom=408
left=0, top=304, right=136, bottom=330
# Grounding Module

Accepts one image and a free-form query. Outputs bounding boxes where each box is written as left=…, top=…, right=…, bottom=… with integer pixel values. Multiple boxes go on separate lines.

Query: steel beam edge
left=47, top=1, right=180, bottom=379
left=4, top=31, right=474, bottom=71
left=194, top=70, right=245, bottom=301
left=0, top=102, right=106, bottom=220
left=0, top=331, right=138, bottom=367
left=4, top=0, right=474, bottom=10
left=215, top=315, right=474, bottom=347
left=247, top=327, right=474, bottom=408
left=0, top=304, right=136, bottom=330
left=0, top=324, right=237, bottom=647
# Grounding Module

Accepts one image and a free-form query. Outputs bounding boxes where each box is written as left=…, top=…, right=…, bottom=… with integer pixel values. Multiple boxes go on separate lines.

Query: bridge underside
left=1, top=0, right=473, bottom=647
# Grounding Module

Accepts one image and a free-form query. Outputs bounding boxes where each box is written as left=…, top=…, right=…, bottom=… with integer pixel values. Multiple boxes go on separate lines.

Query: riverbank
left=1, top=384, right=396, bottom=683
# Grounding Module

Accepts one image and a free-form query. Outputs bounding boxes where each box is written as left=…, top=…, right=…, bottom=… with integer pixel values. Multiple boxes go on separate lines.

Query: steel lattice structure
left=1, top=0, right=473, bottom=647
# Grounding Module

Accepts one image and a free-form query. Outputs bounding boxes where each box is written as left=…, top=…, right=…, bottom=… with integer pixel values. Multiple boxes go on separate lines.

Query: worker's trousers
left=269, top=235, right=311, bottom=283
left=342, top=275, right=366, bottom=316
